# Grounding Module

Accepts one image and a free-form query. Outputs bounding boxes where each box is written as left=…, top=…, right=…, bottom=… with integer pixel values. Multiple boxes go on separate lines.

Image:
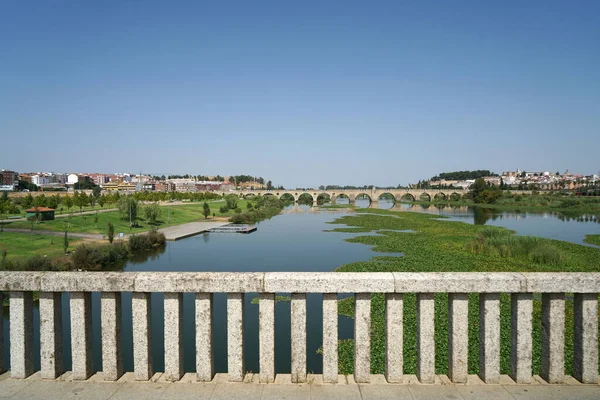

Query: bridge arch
left=450, top=192, right=461, bottom=201
left=280, top=193, right=295, bottom=203
left=419, top=192, right=432, bottom=202
left=433, top=193, right=447, bottom=201
left=399, top=193, right=416, bottom=202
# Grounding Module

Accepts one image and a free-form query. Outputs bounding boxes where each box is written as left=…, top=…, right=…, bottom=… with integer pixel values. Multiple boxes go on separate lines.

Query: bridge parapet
left=1, top=271, right=598, bottom=385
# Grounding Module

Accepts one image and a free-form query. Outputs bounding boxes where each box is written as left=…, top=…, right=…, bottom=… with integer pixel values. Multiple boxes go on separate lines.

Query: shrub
left=129, top=231, right=166, bottom=251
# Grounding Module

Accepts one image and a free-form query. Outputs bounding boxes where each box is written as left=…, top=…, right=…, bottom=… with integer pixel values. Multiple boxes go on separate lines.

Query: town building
left=1, top=170, right=18, bottom=187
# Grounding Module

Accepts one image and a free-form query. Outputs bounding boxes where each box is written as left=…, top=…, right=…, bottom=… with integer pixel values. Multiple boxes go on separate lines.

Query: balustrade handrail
left=2, top=271, right=600, bottom=293
left=1, top=271, right=598, bottom=386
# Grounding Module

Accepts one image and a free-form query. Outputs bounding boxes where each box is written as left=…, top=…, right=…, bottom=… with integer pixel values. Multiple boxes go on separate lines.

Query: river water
left=3, top=201, right=600, bottom=374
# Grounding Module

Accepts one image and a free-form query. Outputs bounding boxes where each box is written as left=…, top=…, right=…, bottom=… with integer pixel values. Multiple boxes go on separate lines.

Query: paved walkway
left=1, top=372, right=600, bottom=400
left=0, top=228, right=105, bottom=240
left=158, top=221, right=229, bottom=241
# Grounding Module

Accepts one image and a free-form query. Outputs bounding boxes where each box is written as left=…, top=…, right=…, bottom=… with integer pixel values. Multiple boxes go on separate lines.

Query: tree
left=98, top=196, right=106, bottom=208
left=23, top=193, right=34, bottom=209
left=203, top=202, right=211, bottom=219
left=63, top=230, right=69, bottom=254
left=144, top=203, right=162, bottom=225
left=266, top=180, right=273, bottom=190
left=64, top=195, right=74, bottom=213
left=107, top=222, right=115, bottom=243
left=225, top=195, right=238, bottom=210
left=118, top=197, right=138, bottom=223
left=470, top=178, right=502, bottom=204
left=92, top=186, right=101, bottom=199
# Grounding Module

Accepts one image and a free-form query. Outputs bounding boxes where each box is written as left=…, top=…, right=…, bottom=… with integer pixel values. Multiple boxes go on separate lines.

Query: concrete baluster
left=10, top=291, right=34, bottom=379
left=227, top=293, right=245, bottom=382
left=40, top=292, right=63, bottom=379
left=354, top=293, right=371, bottom=383
left=291, top=293, right=307, bottom=383
left=164, top=293, right=183, bottom=381
left=417, top=293, right=435, bottom=383
left=385, top=293, right=403, bottom=383
left=541, top=293, right=565, bottom=384
left=132, top=292, right=153, bottom=381
left=322, top=293, right=338, bottom=383
left=0, top=292, right=4, bottom=375
left=101, top=292, right=123, bottom=381
left=259, top=293, right=275, bottom=383
left=448, top=293, right=468, bottom=383
left=196, top=293, right=213, bottom=382
left=574, top=293, right=598, bottom=384
left=479, top=293, right=500, bottom=384
left=71, top=292, right=93, bottom=380
left=510, top=293, right=533, bottom=384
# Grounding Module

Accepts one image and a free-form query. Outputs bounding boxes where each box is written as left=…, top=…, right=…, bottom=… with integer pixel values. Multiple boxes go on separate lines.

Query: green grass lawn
left=326, top=208, right=600, bottom=376
left=1, top=200, right=248, bottom=235
left=0, top=232, right=82, bottom=260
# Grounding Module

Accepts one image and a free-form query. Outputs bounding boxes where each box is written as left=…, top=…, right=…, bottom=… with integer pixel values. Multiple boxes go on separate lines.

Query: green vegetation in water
left=584, top=234, right=600, bottom=246
left=319, top=204, right=354, bottom=209
left=250, top=295, right=291, bottom=305
left=325, top=208, right=600, bottom=376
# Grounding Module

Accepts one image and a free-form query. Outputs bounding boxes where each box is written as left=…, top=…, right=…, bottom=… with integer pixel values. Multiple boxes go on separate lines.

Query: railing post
left=10, top=291, right=34, bottom=378
left=40, top=292, right=63, bottom=379
left=164, top=293, right=183, bottom=381
left=259, top=293, right=275, bottom=383
left=132, top=292, right=153, bottom=381
left=322, top=293, right=338, bottom=383
left=101, top=292, right=123, bottom=381
left=417, top=293, right=435, bottom=383
left=541, top=293, right=565, bottom=384
left=510, top=293, right=533, bottom=384
left=448, top=293, right=468, bottom=383
left=354, top=293, right=371, bottom=383
left=70, top=292, right=93, bottom=380
left=0, top=292, right=4, bottom=375
left=227, top=293, right=245, bottom=382
left=196, top=293, right=213, bottom=382
left=479, top=293, right=500, bottom=384
left=573, top=293, right=598, bottom=384
left=291, top=293, right=307, bottom=383
left=385, top=293, right=403, bottom=383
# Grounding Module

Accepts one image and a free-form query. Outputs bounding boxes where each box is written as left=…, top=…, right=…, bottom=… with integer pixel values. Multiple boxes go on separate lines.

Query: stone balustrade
left=0, top=272, right=598, bottom=385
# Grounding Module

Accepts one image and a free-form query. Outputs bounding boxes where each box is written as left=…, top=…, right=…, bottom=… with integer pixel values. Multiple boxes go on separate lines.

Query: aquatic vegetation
left=326, top=208, right=600, bottom=375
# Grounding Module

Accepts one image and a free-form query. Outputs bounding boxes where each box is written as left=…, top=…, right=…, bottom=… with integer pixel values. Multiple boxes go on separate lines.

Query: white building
left=67, top=174, right=79, bottom=184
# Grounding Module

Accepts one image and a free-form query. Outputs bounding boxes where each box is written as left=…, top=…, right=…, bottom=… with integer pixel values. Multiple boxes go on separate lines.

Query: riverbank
left=0, top=199, right=247, bottom=235
left=326, top=208, right=600, bottom=376
left=584, top=234, right=600, bottom=246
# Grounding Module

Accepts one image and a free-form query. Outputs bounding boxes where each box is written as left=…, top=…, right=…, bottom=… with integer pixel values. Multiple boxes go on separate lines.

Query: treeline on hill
left=431, top=170, right=498, bottom=181
left=0, top=230, right=166, bottom=272
left=230, top=196, right=285, bottom=224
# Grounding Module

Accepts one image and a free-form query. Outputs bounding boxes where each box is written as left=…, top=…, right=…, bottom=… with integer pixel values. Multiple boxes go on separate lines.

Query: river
left=3, top=201, right=600, bottom=374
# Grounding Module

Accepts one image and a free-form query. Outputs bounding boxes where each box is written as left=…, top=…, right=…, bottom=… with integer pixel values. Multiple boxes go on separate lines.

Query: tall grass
left=471, top=228, right=564, bottom=265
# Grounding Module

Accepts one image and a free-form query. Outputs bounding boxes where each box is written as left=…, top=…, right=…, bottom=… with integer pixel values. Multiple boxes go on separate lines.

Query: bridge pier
left=370, top=199, right=379, bottom=208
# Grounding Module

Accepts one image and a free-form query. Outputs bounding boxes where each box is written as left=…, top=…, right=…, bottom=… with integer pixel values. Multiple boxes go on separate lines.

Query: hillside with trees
left=430, top=170, right=497, bottom=181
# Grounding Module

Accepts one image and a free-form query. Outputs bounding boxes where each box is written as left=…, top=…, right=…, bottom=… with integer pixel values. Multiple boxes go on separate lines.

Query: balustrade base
left=1, top=371, right=600, bottom=399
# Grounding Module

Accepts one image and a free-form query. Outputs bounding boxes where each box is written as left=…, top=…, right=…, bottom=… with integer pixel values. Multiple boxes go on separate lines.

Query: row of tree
left=431, top=170, right=498, bottom=181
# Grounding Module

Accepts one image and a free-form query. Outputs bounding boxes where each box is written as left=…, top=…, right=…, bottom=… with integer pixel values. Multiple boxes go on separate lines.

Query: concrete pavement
left=158, top=221, right=229, bottom=240
left=2, top=372, right=600, bottom=400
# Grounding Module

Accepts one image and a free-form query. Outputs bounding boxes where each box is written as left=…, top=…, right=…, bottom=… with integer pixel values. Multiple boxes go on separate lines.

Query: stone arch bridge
left=220, top=188, right=533, bottom=206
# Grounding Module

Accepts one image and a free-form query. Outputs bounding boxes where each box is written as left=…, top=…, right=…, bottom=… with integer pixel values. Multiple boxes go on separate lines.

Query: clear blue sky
left=1, top=1, right=598, bottom=187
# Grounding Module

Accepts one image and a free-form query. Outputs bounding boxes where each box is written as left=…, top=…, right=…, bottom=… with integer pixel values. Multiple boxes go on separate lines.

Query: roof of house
left=24, top=207, right=56, bottom=212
